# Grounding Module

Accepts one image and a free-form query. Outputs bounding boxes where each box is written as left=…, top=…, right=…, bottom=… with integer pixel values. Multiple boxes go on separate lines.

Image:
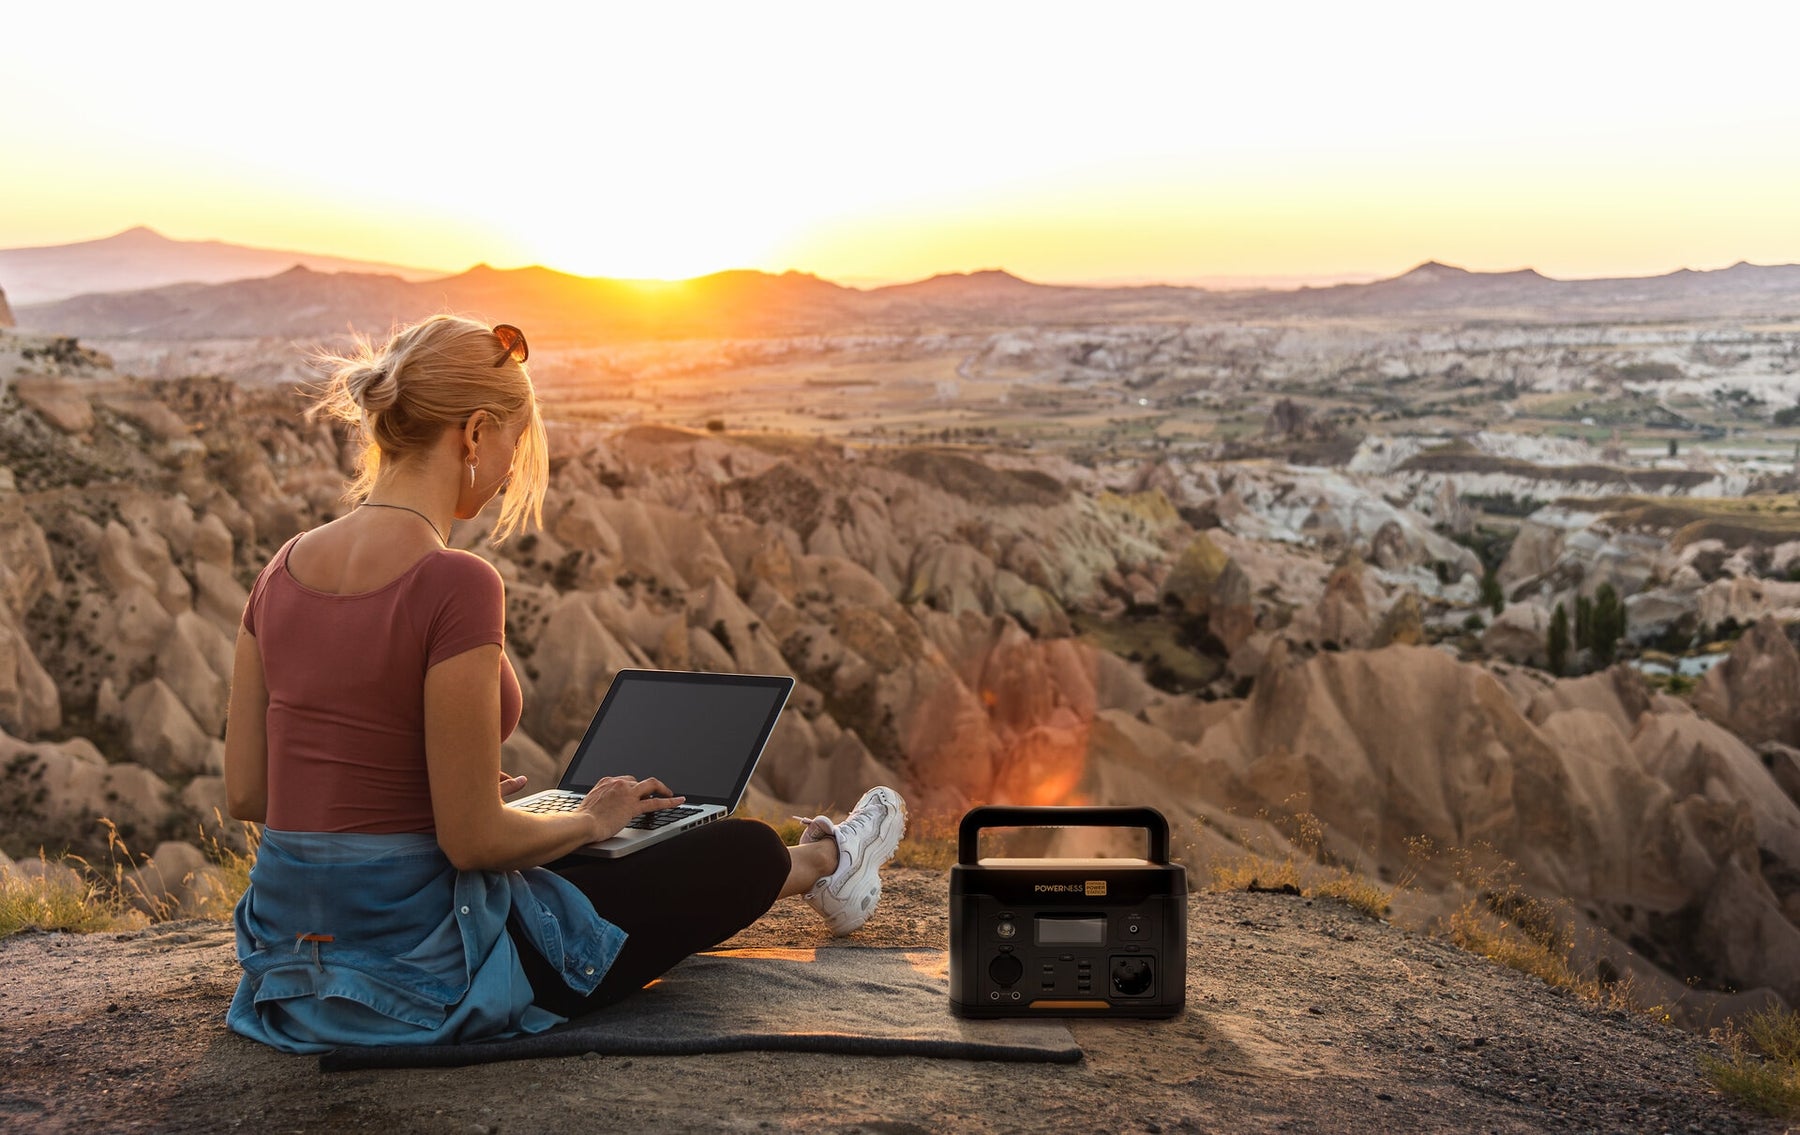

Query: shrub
left=1703, top=1005, right=1800, bottom=1118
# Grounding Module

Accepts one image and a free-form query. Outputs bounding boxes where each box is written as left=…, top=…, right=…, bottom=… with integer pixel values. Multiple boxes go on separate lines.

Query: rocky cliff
left=3, top=338, right=1798, bottom=1028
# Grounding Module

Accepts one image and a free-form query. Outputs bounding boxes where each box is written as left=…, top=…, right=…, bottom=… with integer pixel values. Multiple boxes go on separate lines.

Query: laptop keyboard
left=514, top=794, right=585, bottom=814
left=513, top=794, right=706, bottom=832
left=627, top=805, right=705, bottom=830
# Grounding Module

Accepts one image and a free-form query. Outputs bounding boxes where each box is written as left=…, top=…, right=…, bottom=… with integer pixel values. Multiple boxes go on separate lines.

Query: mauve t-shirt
left=242, top=533, right=522, bottom=833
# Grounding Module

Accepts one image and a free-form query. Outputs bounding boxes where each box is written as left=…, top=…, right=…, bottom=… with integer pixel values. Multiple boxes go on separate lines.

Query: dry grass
left=190, top=813, right=260, bottom=917
left=1208, top=854, right=1394, bottom=918
left=1209, top=853, right=1302, bottom=894
left=1208, top=829, right=1659, bottom=1007
left=892, top=810, right=960, bottom=871
left=1311, top=867, right=1395, bottom=919
left=0, top=813, right=259, bottom=939
left=1432, top=843, right=1655, bottom=1022
left=0, top=850, right=147, bottom=937
left=1445, top=899, right=1591, bottom=995
left=1205, top=810, right=1396, bottom=918
left=1703, top=1005, right=1800, bottom=1118
left=1436, top=842, right=1601, bottom=997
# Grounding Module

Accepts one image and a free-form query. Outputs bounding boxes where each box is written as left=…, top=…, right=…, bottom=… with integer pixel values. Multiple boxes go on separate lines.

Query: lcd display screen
left=1035, top=915, right=1106, bottom=945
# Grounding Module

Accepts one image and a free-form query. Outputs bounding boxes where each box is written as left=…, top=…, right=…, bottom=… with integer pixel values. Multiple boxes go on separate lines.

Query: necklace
left=359, top=501, right=447, bottom=545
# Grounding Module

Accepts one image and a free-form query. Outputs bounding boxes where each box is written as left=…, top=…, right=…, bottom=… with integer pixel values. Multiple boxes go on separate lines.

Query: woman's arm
left=424, top=645, right=682, bottom=872
left=223, top=628, right=269, bottom=823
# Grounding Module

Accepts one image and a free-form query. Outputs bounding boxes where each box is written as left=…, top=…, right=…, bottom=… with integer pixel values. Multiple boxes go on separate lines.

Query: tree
left=1574, top=594, right=1593, bottom=652
left=1480, top=570, right=1505, bottom=616
left=1547, top=603, right=1570, bottom=676
left=1592, top=583, right=1626, bottom=665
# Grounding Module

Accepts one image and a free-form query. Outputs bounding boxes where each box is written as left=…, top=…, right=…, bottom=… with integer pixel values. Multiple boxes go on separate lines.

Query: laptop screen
left=557, top=670, right=793, bottom=806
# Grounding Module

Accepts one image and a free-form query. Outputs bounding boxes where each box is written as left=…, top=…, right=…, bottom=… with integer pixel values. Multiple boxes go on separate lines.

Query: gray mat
left=320, top=947, right=1082, bottom=1070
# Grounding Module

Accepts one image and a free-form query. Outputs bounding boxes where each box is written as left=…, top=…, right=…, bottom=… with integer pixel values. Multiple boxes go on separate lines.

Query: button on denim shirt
left=229, top=829, right=627, bottom=1054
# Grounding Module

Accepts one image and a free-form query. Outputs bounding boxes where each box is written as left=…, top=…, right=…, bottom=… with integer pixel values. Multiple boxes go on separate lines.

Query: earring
left=468, top=461, right=476, bottom=487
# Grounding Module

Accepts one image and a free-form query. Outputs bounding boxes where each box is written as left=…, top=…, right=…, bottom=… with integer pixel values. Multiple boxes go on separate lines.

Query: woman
left=223, top=315, right=905, bottom=1054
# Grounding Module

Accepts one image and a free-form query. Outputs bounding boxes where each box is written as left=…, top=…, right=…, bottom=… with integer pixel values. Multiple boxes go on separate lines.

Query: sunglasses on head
left=492, top=324, right=529, bottom=366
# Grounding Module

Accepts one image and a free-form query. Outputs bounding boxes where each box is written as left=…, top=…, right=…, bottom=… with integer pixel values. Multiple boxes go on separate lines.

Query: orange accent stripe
left=1031, top=1000, right=1110, bottom=1010
left=295, top=933, right=335, bottom=943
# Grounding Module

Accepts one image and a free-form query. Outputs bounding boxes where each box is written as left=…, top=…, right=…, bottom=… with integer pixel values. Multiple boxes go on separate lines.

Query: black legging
left=511, top=818, right=791, bottom=1017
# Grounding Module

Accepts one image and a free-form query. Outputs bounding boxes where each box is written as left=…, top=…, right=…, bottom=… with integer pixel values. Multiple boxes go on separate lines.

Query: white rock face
left=0, top=729, right=173, bottom=844
left=124, top=840, right=227, bottom=917
left=192, top=561, right=249, bottom=641
left=154, top=612, right=234, bottom=736
left=0, top=501, right=57, bottom=620
left=180, top=775, right=230, bottom=825
left=523, top=592, right=647, bottom=751
left=120, top=678, right=218, bottom=778
left=192, top=512, right=235, bottom=573
left=0, top=611, right=60, bottom=735
left=1482, top=602, right=1551, bottom=667
left=1187, top=645, right=1800, bottom=1016
left=12, top=379, right=94, bottom=433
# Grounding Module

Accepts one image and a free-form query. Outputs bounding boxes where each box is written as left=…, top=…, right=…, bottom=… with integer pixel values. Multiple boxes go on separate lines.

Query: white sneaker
left=797, top=786, right=907, bottom=936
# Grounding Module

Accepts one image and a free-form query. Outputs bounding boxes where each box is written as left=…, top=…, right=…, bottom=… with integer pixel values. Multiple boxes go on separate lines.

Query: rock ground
left=0, top=869, right=1783, bottom=1135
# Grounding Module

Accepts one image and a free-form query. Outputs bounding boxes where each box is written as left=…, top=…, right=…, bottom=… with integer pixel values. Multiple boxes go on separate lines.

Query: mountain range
left=0, top=226, right=444, bottom=306
left=8, top=228, right=1800, bottom=343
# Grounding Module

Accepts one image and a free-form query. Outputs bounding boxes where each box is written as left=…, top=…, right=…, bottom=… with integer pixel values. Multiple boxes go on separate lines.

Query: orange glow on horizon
left=6, top=6, right=1799, bottom=288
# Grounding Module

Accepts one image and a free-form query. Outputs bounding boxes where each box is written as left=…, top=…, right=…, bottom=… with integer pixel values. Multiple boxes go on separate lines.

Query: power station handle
left=957, top=805, right=1171, bottom=866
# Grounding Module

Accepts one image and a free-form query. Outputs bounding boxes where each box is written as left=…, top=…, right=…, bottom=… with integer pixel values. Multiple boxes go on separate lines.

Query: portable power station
left=949, top=805, right=1186, bottom=1018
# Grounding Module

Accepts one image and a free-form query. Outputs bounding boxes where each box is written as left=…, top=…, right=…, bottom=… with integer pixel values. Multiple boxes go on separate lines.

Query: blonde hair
left=309, top=314, right=549, bottom=543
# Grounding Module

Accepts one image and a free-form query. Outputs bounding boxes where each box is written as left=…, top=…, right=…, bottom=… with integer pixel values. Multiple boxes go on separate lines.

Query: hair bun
left=346, top=362, right=400, bottom=414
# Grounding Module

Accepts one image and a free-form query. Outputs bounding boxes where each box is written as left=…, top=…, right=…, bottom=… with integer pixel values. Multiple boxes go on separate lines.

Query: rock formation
left=1695, top=617, right=1800, bottom=748
left=3, top=346, right=1799, bottom=1025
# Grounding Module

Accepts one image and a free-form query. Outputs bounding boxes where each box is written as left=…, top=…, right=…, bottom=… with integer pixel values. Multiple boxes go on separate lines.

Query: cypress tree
left=1547, top=602, right=1570, bottom=675
left=1593, top=583, right=1624, bottom=665
left=1480, top=570, right=1504, bottom=616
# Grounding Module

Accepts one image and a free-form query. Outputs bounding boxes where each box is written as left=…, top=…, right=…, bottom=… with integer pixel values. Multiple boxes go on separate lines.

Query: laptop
left=507, top=668, right=794, bottom=857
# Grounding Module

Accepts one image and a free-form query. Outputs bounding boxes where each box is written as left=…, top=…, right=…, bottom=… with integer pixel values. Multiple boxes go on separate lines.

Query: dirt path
left=0, top=869, right=1782, bottom=1134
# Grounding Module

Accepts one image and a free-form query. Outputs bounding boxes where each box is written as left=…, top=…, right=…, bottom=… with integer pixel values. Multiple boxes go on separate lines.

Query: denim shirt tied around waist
left=228, top=829, right=627, bottom=1054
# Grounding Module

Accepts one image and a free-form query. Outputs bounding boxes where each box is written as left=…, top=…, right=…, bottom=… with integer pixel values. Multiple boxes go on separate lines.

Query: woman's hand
left=499, top=771, right=528, bottom=798
left=580, top=776, right=686, bottom=842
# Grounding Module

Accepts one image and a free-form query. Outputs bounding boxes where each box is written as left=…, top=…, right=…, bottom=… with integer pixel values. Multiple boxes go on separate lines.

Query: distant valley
left=4, top=235, right=1800, bottom=1033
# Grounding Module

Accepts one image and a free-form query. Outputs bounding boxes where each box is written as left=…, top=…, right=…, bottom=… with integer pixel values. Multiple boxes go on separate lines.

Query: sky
left=3, top=1, right=1799, bottom=286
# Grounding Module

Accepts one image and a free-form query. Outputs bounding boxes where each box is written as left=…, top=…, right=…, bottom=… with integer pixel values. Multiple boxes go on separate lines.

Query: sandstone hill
left=2, top=333, right=1798, bottom=1031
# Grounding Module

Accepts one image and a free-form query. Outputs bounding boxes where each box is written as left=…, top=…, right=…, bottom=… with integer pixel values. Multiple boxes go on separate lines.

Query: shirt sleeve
left=241, top=534, right=300, bottom=635
left=424, top=552, right=508, bottom=670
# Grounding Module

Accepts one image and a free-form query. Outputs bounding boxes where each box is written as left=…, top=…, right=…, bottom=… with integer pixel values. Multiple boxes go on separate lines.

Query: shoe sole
left=825, top=877, right=882, bottom=936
